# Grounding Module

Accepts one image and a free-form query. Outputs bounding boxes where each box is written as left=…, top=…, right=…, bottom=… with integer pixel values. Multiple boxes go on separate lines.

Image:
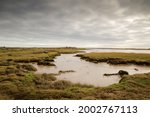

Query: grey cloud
left=0, top=0, right=150, bottom=47
left=117, top=0, right=150, bottom=16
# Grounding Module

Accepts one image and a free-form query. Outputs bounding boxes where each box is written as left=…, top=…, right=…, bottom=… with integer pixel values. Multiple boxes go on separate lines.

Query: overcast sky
left=0, top=0, right=150, bottom=48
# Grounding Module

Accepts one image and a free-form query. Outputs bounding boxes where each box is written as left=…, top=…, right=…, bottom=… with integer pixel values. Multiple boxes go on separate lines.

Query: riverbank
left=76, top=52, right=150, bottom=65
left=0, top=71, right=149, bottom=99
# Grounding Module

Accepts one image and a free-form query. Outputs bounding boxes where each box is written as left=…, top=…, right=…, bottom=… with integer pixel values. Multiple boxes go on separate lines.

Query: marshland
left=0, top=47, right=150, bottom=99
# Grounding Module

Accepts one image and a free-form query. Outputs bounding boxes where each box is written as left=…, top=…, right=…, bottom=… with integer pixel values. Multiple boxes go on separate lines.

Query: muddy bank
left=76, top=54, right=150, bottom=66
left=104, top=70, right=129, bottom=76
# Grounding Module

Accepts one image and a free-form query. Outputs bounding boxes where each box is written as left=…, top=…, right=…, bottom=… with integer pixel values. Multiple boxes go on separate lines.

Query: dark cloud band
left=0, top=0, right=150, bottom=47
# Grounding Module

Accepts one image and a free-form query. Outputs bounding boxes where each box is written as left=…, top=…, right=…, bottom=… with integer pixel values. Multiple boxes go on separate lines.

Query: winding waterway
left=33, top=49, right=150, bottom=87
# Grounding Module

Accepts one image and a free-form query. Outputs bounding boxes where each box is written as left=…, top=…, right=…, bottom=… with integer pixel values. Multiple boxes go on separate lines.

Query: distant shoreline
left=0, top=46, right=150, bottom=50
left=85, top=48, right=150, bottom=50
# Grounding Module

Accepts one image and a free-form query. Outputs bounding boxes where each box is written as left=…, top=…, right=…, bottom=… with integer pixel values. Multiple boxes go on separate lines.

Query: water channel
left=32, top=49, right=150, bottom=87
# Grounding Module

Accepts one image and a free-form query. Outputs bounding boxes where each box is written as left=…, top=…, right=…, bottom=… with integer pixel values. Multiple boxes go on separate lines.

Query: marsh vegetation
left=77, top=52, right=150, bottom=65
left=0, top=48, right=150, bottom=99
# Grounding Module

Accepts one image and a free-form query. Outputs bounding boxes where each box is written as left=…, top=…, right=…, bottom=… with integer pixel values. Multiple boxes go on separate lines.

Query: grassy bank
left=76, top=52, right=150, bottom=65
left=0, top=48, right=150, bottom=99
left=0, top=71, right=149, bottom=99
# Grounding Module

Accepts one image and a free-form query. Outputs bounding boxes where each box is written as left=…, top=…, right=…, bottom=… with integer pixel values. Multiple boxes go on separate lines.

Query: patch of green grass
left=52, top=80, right=72, bottom=89
left=77, top=52, right=150, bottom=65
left=99, top=73, right=150, bottom=99
left=0, top=48, right=83, bottom=67
left=23, top=72, right=36, bottom=84
left=0, top=72, right=150, bottom=99
left=81, top=52, right=150, bottom=61
left=17, top=64, right=37, bottom=71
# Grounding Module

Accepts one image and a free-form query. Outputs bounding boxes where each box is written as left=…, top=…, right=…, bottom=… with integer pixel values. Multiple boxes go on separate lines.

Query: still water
left=85, top=48, right=150, bottom=53
left=33, top=49, right=150, bottom=87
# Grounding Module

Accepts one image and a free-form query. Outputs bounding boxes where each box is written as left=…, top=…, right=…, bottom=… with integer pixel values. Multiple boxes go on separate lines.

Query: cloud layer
left=0, top=0, right=150, bottom=47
